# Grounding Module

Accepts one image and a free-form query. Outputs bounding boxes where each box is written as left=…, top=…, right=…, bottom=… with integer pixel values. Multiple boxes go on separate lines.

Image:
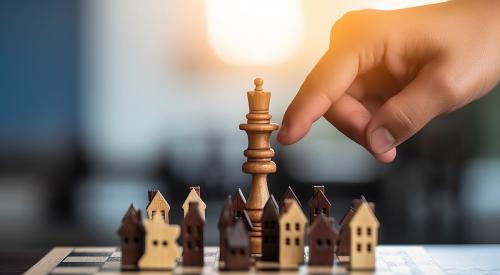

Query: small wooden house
left=349, top=199, right=379, bottom=270
left=225, top=219, right=251, bottom=270
left=280, top=186, right=302, bottom=212
left=337, top=197, right=375, bottom=257
left=261, top=195, right=280, bottom=262
left=146, top=190, right=170, bottom=223
left=117, top=204, right=145, bottom=270
left=138, top=212, right=180, bottom=270
left=217, top=196, right=234, bottom=264
left=308, top=215, right=337, bottom=266
left=182, top=202, right=204, bottom=266
left=182, top=186, right=206, bottom=220
left=307, top=185, right=331, bottom=224
left=232, top=188, right=247, bottom=220
left=279, top=199, right=307, bottom=269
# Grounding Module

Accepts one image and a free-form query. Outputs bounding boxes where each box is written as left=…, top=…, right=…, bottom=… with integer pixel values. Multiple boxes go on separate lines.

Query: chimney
left=313, top=185, right=325, bottom=195
left=190, top=186, right=201, bottom=196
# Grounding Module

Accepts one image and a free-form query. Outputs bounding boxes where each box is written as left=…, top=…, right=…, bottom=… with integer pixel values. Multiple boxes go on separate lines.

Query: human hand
left=277, top=0, right=500, bottom=163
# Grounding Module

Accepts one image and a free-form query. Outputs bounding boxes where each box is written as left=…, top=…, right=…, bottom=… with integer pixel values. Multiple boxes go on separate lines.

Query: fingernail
left=370, top=128, right=396, bottom=154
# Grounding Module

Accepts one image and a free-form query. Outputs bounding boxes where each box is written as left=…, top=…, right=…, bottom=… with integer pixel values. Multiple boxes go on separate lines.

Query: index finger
left=277, top=49, right=359, bottom=145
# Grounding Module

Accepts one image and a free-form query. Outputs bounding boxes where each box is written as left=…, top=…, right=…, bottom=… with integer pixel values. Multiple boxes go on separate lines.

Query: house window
left=295, top=238, right=300, bottom=246
left=367, top=227, right=372, bottom=236
left=357, top=227, right=362, bottom=236
left=286, top=223, right=290, bottom=231
left=236, top=210, right=242, bottom=218
left=197, top=240, right=202, bottom=249
left=240, top=249, right=245, bottom=255
left=161, top=210, right=166, bottom=220
left=295, top=223, right=300, bottom=231
left=124, top=237, right=129, bottom=244
left=133, top=237, right=139, bottom=243
left=314, top=208, right=319, bottom=215
left=187, top=226, right=192, bottom=235
left=286, top=238, right=290, bottom=245
left=367, top=243, right=372, bottom=252
left=231, top=249, right=236, bottom=255
left=151, top=210, right=156, bottom=218
left=357, top=243, right=361, bottom=252
left=316, top=239, right=323, bottom=247
left=326, top=239, right=331, bottom=246
left=153, top=240, right=158, bottom=246
left=163, top=240, right=168, bottom=247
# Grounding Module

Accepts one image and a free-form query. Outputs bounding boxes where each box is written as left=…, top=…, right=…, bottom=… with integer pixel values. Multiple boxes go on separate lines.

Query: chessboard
left=25, top=246, right=444, bottom=274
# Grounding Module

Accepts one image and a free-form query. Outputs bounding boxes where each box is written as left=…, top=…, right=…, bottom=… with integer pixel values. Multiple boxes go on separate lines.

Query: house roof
left=349, top=200, right=379, bottom=229
left=146, top=190, right=170, bottom=211
left=182, top=188, right=206, bottom=219
left=218, top=196, right=234, bottom=228
left=118, top=204, right=145, bottom=235
left=227, top=220, right=249, bottom=247
left=232, top=188, right=247, bottom=209
left=240, top=210, right=253, bottom=232
left=280, top=186, right=301, bottom=211
left=280, top=199, right=307, bottom=224
left=307, top=188, right=331, bottom=208
left=308, top=215, right=336, bottom=238
left=262, top=194, right=279, bottom=221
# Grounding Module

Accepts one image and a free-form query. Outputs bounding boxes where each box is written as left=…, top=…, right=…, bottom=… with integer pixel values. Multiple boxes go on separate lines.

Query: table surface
left=3, top=245, right=500, bottom=274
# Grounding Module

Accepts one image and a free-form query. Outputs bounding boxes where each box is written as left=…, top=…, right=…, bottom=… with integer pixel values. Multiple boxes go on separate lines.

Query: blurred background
left=1, top=0, right=499, bottom=249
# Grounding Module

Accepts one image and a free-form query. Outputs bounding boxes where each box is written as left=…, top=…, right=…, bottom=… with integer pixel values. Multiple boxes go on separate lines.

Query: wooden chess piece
left=117, top=204, right=145, bottom=270
left=183, top=202, right=204, bottom=267
left=217, top=196, right=234, bottom=266
left=308, top=185, right=331, bottom=224
left=349, top=198, right=379, bottom=270
left=239, top=78, right=279, bottom=257
left=308, top=215, right=337, bottom=266
left=279, top=199, right=307, bottom=269
left=261, top=195, right=280, bottom=262
left=225, top=219, right=251, bottom=270
left=138, top=212, right=180, bottom=270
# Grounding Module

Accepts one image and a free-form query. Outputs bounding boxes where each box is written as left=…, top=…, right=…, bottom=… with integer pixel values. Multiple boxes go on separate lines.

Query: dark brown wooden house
left=117, top=204, right=145, bottom=270
left=225, top=219, right=250, bottom=270
left=261, top=195, right=280, bottom=262
left=308, top=215, right=337, bottom=266
left=183, top=202, right=204, bottom=266
left=232, top=188, right=247, bottom=220
left=308, top=186, right=331, bottom=224
left=217, top=196, right=234, bottom=264
left=279, top=186, right=301, bottom=212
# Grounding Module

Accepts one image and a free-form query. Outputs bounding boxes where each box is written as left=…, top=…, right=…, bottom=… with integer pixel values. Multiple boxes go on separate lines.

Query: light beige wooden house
left=146, top=190, right=170, bottom=223
left=182, top=186, right=206, bottom=220
left=139, top=212, right=180, bottom=270
left=349, top=200, right=379, bottom=270
left=279, top=199, right=307, bottom=269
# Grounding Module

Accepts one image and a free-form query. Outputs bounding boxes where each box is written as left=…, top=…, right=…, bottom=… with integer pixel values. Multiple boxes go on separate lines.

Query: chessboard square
left=63, top=256, right=109, bottom=262
left=382, top=255, right=406, bottom=264
left=68, top=252, right=114, bottom=257
left=390, top=265, right=412, bottom=274
left=102, top=261, right=121, bottom=269
left=51, top=266, right=100, bottom=274
left=110, top=251, right=121, bottom=258
left=58, top=262, right=104, bottom=267
left=73, top=247, right=116, bottom=253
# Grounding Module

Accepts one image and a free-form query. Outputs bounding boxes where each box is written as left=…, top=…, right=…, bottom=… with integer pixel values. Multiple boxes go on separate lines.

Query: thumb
left=366, top=65, right=455, bottom=155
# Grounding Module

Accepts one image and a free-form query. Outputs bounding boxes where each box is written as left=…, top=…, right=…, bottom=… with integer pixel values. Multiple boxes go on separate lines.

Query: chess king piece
left=117, top=204, right=145, bottom=270
left=239, top=78, right=279, bottom=257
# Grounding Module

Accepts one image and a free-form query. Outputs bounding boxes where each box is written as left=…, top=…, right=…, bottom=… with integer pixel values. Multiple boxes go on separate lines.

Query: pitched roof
left=349, top=200, right=379, bottom=228
left=218, top=196, right=234, bottom=228
left=262, top=194, right=279, bottom=221
left=280, top=186, right=301, bottom=211
left=308, top=214, right=336, bottom=237
left=307, top=188, right=331, bottom=208
left=227, top=219, right=249, bottom=247
left=182, top=187, right=206, bottom=219
left=118, top=204, right=145, bottom=235
left=232, top=188, right=247, bottom=211
left=240, top=210, right=254, bottom=232
left=146, top=190, right=170, bottom=211
left=280, top=199, right=307, bottom=223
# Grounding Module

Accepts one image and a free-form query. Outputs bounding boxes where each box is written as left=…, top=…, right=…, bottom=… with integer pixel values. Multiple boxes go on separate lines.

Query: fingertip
left=374, top=147, right=397, bottom=163
left=277, top=120, right=310, bottom=145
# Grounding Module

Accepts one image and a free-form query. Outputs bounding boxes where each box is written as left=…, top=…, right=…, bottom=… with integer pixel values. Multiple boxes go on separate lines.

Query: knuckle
left=385, top=98, right=420, bottom=136
left=330, top=9, right=381, bottom=49
left=431, top=70, right=464, bottom=106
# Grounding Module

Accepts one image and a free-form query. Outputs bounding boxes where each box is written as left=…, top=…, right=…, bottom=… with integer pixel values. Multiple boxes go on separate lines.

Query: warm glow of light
left=371, top=0, right=447, bottom=10
left=205, top=0, right=303, bottom=66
